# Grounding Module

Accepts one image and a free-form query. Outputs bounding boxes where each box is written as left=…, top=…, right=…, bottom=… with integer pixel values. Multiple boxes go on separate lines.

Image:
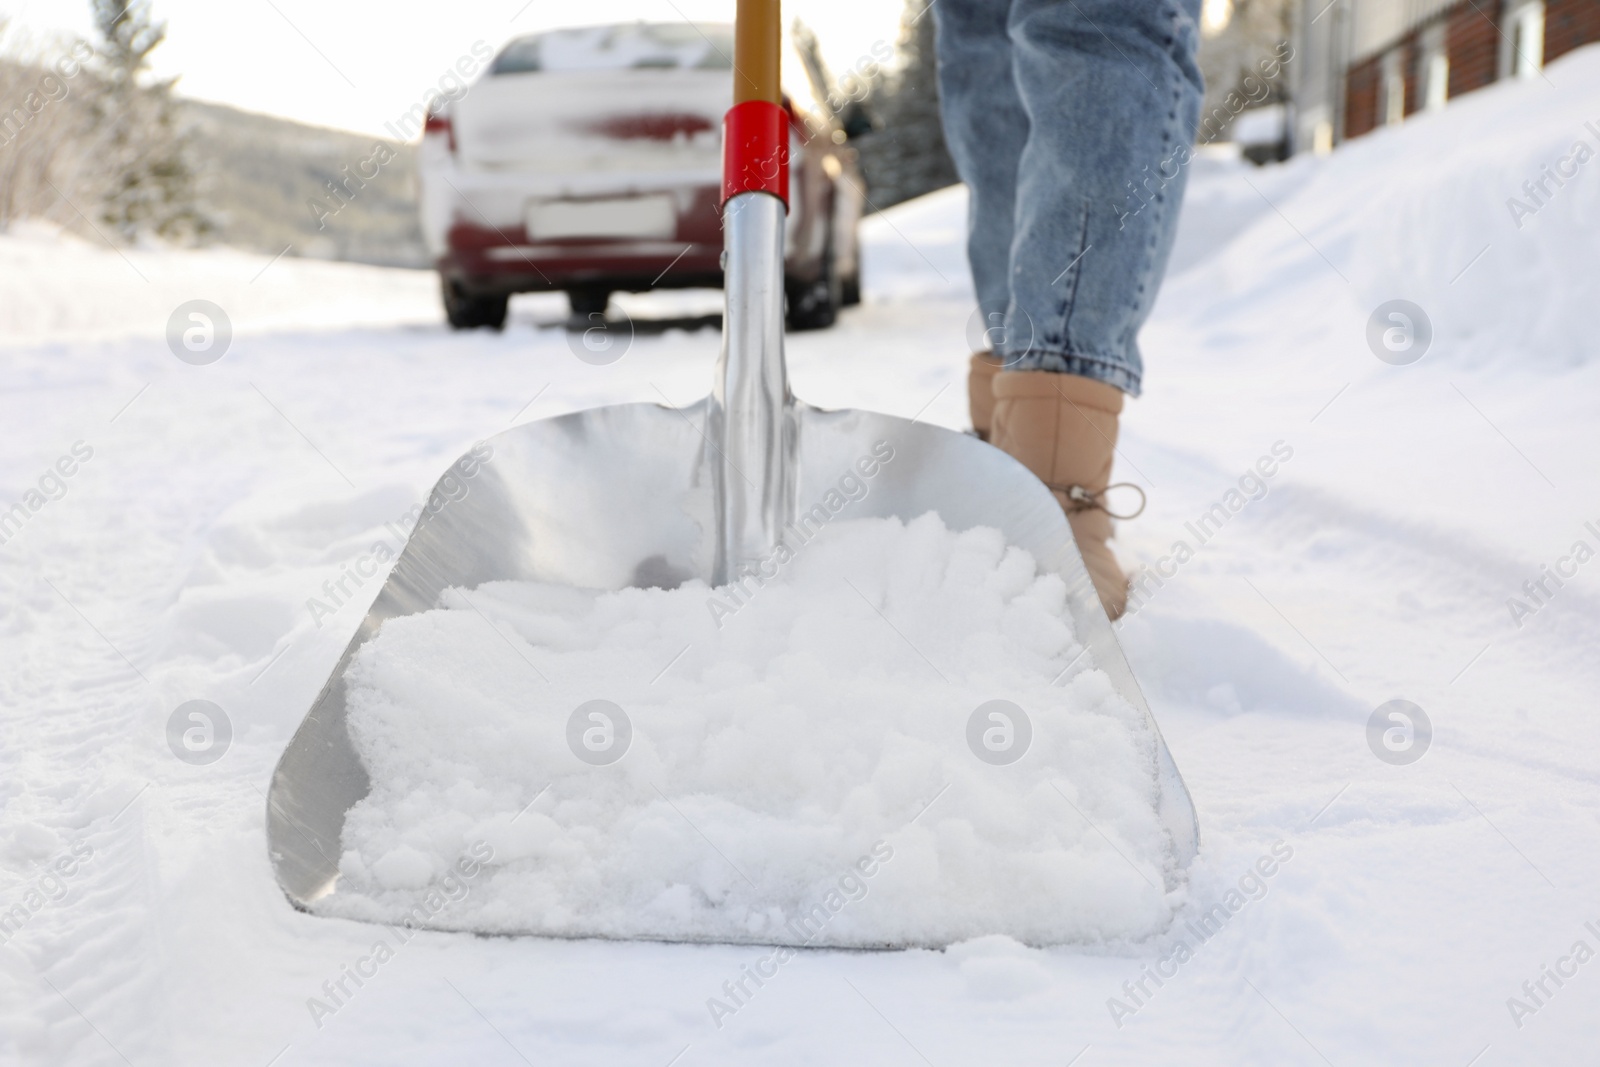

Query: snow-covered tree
left=851, top=0, right=958, bottom=210
left=88, top=0, right=205, bottom=239
left=1196, top=0, right=1293, bottom=143
left=0, top=20, right=100, bottom=231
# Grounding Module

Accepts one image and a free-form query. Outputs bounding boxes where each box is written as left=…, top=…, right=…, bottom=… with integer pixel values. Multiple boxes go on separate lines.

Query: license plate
left=526, top=195, right=676, bottom=240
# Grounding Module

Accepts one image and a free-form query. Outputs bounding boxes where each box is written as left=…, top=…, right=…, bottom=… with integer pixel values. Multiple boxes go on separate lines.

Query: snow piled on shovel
left=316, top=513, right=1177, bottom=946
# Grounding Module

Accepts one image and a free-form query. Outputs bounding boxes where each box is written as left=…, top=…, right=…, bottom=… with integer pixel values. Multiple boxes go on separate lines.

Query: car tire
left=568, top=288, right=611, bottom=318
left=441, top=277, right=508, bottom=331
left=785, top=247, right=840, bottom=332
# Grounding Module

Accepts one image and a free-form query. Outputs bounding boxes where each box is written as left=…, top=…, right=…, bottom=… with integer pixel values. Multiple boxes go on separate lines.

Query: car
left=419, top=21, right=867, bottom=332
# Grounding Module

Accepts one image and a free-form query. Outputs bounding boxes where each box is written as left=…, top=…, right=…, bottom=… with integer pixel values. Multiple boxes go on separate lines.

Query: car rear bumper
left=427, top=165, right=733, bottom=294
left=438, top=224, right=822, bottom=297
left=440, top=232, right=724, bottom=295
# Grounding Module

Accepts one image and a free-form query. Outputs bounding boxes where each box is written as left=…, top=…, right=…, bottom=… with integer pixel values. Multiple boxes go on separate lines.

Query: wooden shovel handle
left=734, top=0, right=781, bottom=104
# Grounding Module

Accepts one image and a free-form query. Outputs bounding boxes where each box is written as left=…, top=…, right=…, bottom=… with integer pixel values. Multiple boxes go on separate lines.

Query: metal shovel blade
left=266, top=194, right=1198, bottom=939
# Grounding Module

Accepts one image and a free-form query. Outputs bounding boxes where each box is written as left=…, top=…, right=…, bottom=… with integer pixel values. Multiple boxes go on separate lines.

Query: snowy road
left=3, top=46, right=1600, bottom=1067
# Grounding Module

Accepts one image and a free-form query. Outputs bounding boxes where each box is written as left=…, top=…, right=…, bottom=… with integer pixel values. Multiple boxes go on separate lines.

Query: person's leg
left=933, top=0, right=1028, bottom=344
left=1002, top=0, right=1204, bottom=396
left=987, top=0, right=1202, bottom=618
left=933, top=0, right=1028, bottom=440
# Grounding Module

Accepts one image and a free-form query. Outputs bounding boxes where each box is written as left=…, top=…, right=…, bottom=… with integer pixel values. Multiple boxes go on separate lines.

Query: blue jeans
left=934, top=0, right=1203, bottom=396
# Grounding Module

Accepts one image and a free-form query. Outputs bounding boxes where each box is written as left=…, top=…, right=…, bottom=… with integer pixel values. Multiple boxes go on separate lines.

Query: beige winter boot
left=990, top=370, right=1139, bottom=620
left=967, top=351, right=1004, bottom=442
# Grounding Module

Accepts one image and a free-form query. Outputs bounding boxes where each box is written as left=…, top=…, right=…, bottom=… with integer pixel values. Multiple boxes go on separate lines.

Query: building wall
left=1294, top=0, right=1599, bottom=151
left=1339, top=0, right=1600, bottom=142
left=1343, top=52, right=1382, bottom=138
left=1445, top=0, right=1504, bottom=98
left=1546, top=0, right=1600, bottom=63
left=1348, top=0, right=1460, bottom=62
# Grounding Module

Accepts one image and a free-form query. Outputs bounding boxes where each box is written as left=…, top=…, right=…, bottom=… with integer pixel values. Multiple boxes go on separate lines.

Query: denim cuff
left=1004, top=349, right=1142, bottom=397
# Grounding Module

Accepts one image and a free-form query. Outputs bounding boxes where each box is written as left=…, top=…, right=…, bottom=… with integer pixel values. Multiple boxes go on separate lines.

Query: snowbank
left=0, top=221, right=437, bottom=345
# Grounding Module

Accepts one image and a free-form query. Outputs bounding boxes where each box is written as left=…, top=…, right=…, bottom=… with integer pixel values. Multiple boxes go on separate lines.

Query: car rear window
left=491, top=23, right=735, bottom=75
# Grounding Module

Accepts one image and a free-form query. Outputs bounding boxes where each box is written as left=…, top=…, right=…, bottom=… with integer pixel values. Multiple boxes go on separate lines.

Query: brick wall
left=1447, top=0, right=1503, bottom=96
left=1344, top=55, right=1381, bottom=138
left=1545, top=0, right=1600, bottom=64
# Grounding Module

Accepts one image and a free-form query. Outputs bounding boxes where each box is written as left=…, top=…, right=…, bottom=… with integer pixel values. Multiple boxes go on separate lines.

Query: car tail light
left=424, top=111, right=456, bottom=153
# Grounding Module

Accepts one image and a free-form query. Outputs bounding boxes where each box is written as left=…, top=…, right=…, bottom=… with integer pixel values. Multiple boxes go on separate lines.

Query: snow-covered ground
left=3, top=43, right=1599, bottom=1067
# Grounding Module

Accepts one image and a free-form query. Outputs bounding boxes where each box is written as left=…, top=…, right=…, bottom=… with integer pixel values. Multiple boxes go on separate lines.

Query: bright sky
left=0, top=0, right=905, bottom=137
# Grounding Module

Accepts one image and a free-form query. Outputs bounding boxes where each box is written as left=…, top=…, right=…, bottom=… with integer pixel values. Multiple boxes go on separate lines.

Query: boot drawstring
left=1061, top=483, right=1146, bottom=520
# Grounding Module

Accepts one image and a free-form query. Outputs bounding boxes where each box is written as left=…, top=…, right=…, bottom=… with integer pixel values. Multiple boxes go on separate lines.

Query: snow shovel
left=265, top=0, right=1197, bottom=934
